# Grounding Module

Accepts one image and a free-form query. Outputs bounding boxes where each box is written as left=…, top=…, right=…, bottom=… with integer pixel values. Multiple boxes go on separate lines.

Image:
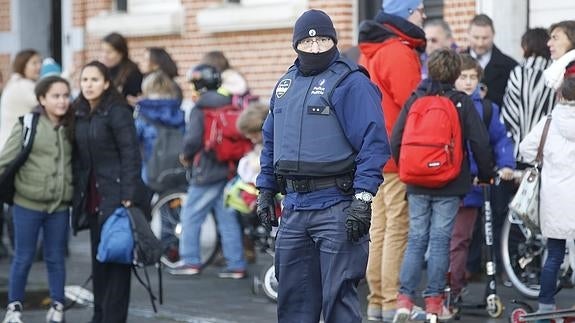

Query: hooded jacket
left=463, top=88, right=515, bottom=207
left=135, top=98, right=185, bottom=183
left=182, top=90, right=236, bottom=185
left=519, top=103, right=575, bottom=239
left=358, top=12, right=426, bottom=173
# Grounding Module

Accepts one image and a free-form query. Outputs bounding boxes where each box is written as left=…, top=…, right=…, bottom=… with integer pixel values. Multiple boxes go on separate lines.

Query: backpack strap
left=481, top=98, right=493, bottom=130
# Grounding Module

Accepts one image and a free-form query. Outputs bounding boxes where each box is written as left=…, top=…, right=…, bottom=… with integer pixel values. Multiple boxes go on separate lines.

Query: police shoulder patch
left=276, top=79, right=291, bottom=99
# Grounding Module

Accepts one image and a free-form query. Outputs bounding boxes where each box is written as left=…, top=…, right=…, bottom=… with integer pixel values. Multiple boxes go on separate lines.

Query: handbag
left=509, top=115, right=552, bottom=234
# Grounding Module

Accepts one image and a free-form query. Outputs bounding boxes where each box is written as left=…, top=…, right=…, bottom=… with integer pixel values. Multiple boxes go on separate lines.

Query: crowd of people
left=0, top=0, right=575, bottom=322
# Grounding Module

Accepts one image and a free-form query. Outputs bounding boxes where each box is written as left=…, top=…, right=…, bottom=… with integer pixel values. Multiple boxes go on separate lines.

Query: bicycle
left=149, top=189, right=220, bottom=270
left=500, top=172, right=575, bottom=299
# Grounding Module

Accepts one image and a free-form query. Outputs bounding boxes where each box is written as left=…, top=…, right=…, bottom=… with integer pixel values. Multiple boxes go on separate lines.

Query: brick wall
left=0, top=0, right=10, bottom=32
left=443, top=0, right=476, bottom=49
left=74, top=0, right=354, bottom=100
left=0, top=0, right=11, bottom=87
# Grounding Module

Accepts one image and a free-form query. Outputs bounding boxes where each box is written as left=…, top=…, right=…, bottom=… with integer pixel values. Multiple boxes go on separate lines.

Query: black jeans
left=89, top=215, right=131, bottom=323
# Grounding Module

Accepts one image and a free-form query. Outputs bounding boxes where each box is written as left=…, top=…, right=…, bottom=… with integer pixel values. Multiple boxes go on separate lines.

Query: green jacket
left=0, top=114, right=73, bottom=213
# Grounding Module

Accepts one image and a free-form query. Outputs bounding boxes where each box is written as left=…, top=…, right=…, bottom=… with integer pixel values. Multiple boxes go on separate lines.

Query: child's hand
left=179, top=153, right=190, bottom=167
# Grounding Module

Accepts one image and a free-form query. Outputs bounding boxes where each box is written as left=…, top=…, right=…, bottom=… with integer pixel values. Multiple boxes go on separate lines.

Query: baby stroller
left=224, top=176, right=279, bottom=302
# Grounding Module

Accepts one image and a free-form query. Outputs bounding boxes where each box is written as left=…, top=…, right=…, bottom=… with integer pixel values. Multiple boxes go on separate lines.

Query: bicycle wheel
left=261, top=264, right=278, bottom=302
left=501, top=211, right=545, bottom=299
left=150, top=190, right=219, bottom=268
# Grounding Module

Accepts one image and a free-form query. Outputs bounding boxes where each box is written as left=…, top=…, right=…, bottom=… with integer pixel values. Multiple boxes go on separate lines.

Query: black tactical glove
left=256, top=190, right=278, bottom=231
left=345, top=198, right=372, bottom=242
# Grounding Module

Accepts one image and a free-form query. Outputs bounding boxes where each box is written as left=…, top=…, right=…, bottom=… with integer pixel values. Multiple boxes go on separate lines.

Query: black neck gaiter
left=295, top=46, right=339, bottom=76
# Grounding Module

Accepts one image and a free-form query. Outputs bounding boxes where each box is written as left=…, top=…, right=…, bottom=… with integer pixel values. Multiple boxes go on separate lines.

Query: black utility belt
left=279, top=174, right=353, bottom=194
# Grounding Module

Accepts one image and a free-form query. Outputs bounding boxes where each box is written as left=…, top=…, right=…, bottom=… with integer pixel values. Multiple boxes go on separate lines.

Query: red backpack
left=398, top=93, right=464, bottom=188
left=200, top=104, right=253, bottom=164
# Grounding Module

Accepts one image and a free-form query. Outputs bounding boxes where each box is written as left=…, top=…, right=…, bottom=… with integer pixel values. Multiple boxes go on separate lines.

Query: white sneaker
left=2, top=302, right=23, bottom=323
left=45, top=302, right=64, bottom=323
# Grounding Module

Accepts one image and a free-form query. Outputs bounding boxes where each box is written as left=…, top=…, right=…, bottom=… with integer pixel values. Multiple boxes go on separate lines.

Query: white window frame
left=86, top=0, right=184, bottom=37
left=196, top=0, right=308, bottom=33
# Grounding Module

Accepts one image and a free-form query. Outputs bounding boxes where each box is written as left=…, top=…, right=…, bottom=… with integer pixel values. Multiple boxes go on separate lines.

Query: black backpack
left=144, top=118, right=187, bottom=193
left=126, top=207, right=163, bottom=312
left=0, top=112, right=40, bottom=205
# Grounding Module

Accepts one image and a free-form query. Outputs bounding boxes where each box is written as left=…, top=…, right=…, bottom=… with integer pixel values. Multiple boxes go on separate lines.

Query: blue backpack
left=97, top=207, right=134, bottom=264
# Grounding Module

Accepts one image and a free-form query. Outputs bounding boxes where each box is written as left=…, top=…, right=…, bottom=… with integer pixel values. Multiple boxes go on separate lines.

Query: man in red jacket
left=358, top=0, right=426, bottom=321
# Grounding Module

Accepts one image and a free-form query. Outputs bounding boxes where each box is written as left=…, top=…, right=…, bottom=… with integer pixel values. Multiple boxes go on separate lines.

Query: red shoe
left=393, top=294, right=414, bottom=323
left=425, top=295, right=455, bottom=321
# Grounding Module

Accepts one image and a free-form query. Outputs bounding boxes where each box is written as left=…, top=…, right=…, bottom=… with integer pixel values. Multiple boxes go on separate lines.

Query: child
left=135, top=70, right=185, bottom=190
left=520, top=76, right=575, bottom=315
left=390, top=49, right=495, bottom=323
left=0, top=76, right=74, bottom=323
left=449, top=54, right=515, bottom=302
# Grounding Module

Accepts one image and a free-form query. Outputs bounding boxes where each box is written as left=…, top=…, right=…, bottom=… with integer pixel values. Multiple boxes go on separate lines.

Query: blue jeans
left=539, top=238, right=566, bottom=305
left=180, top=180, right=245, bottom=270
left=275, top=202, right=368, bottom=323
left=9, top=204, right=69, bottom=303
left=399, top=194, right=460, bottom=299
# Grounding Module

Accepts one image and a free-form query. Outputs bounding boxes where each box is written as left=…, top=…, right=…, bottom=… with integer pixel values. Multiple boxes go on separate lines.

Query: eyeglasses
left=408, top=7, right=425, bottom=16
left=298, top=37, right=333, bottom=50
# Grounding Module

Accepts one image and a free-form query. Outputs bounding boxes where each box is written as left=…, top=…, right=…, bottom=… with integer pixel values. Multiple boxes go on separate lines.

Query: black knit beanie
left=292, top=9, right=338, bottom=49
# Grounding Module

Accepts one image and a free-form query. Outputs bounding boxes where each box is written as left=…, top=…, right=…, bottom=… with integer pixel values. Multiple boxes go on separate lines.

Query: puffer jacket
left=519, top=103, right=575, bottom=239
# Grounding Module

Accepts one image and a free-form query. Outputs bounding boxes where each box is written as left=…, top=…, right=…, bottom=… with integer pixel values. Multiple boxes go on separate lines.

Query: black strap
left=283, top=174, right=352, bottom=193
left=133, top=266, right=158, bottom=313
left=481, top=98, right=493, bottom=130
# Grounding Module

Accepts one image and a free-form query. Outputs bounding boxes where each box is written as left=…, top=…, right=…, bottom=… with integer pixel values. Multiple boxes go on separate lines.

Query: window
left=87, top=0, right=184, bottom=37
left=116, top=0, right=128, bottom=12
left=196, top=0, right=308, bottom=33
left=424, top=0, right=444, bottom=21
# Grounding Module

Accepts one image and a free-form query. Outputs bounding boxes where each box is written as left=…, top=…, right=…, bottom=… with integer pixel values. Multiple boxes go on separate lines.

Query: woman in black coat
left=72, top=60, right=147, bottom=323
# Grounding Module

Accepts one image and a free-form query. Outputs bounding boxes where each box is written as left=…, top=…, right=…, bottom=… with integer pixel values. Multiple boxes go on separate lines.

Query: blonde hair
left=141, top=71, right=178, bottom=99
left=236, top=101, right=269, bottom=135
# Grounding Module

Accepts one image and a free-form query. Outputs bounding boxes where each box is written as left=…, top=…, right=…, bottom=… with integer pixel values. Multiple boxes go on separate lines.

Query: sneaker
left=3, top=302, right=23, bottom=323
left=393, top=294, right=414, bottom=323
left=168, top=264, right=201, bottom=276
left=367, top=305, right=382, bottom=321
left=46, top=302, right=64, bottom=323
left=218, top=269, right=247, bottom=279
left=425, top=295, right=455, bottom=321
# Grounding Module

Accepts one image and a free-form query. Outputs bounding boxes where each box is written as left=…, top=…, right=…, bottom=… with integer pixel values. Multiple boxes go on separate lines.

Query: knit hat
left=292, top=9, right=337, bottom=48
left=40, top=58, right=62, bottom=78
left=382, top=0, right=423, bottom=19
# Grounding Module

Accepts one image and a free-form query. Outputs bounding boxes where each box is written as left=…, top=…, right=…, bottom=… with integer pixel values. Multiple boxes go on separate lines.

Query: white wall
left=529, top=0, right=575, bottom=29
left=476, top=0, right=528, bottom=61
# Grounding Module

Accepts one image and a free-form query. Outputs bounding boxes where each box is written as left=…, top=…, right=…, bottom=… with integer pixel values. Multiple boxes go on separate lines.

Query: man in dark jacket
left=465, top=13, right=517, bottom=279
left=256, top=9, right=390, bottom=323
left=172, top=64, right=246, bottom=278
left=467, top=14, right=517, bottom=106
left=390, top=49, right=495, bottom=323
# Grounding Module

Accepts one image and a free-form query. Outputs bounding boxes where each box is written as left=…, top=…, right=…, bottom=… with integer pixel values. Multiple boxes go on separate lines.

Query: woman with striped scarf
left=502, top=28, right=557, bottom=167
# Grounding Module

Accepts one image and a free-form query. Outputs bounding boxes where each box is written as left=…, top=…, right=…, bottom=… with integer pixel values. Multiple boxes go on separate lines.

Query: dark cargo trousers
left=275, top=202, right=369, bottom=323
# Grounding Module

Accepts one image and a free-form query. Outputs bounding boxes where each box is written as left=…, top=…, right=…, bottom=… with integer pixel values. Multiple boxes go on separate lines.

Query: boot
left=45, top=302, right=64, bottom=323
left=425, top=295, right=455, bottom=321
left=2, top=302, right=23, bottom=323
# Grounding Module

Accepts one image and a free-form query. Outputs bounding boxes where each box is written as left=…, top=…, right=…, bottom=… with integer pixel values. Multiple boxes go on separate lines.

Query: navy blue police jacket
left=256, top=54, right=390, bottom=210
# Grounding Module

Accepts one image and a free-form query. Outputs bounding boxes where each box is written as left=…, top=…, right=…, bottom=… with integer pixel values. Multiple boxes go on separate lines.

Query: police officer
left=256, top=9, right=391, bottom=323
